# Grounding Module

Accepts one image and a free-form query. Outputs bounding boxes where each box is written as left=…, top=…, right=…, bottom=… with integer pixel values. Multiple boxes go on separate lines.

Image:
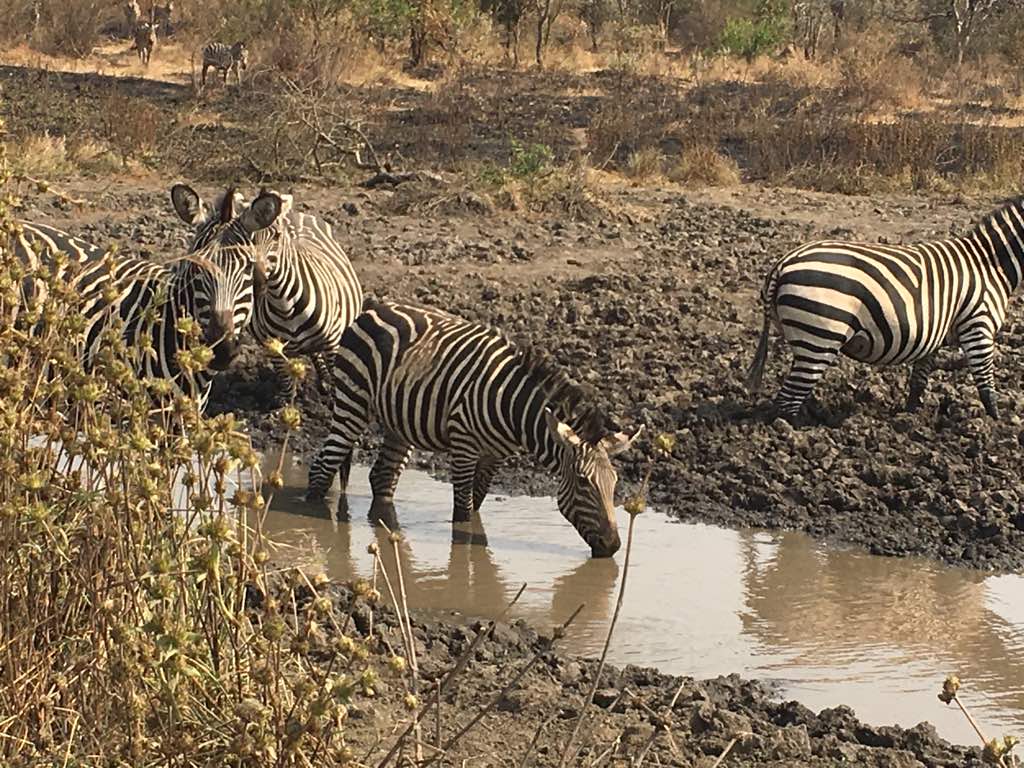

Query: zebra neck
left=972, top=206, right=1024, bottom=291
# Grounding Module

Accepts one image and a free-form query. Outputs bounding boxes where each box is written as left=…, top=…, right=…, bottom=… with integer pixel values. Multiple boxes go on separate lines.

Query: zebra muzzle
left=590, top=529, right=621, bottom=558
left=205, top=313, right=240, bottom=370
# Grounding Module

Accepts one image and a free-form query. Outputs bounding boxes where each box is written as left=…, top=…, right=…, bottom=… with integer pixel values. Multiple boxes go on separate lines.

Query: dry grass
left=624, top=146, right=664, bottom=181
left=666, top=143, right=741, bottom=187
left=5, top=132, right=121, bottom=178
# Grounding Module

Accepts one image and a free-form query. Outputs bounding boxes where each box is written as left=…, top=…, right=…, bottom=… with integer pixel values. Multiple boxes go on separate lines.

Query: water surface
left=263, top=457, right=1024, bottom=746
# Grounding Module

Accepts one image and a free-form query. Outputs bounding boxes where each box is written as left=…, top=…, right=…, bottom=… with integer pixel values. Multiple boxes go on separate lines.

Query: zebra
left=9, top=189, right=290, bottom=409
left=133, top=21, right=157, bottom=66
left=746, top=196, right=1024, bottom=422
left=306, top=301, right=641, bottom=558
left=201, top=42, right=248, bottom=87
left=171, top=183, right=363, bottom=400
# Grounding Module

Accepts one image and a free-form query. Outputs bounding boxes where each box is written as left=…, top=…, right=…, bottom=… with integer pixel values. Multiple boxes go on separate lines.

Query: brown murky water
left=260, top=456, right=1024, bottom=747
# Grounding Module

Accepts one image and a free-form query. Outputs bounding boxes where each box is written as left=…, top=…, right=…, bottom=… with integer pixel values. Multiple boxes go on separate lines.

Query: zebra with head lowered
left=306, top=302, right=642, bottom=558
left=747, top=196, right=1024, bottom=422
left=201, top=42, right=248, bottom=86
left=171, top=184, right=363, bottom=400
left=10, top=189, right=290, bottom=410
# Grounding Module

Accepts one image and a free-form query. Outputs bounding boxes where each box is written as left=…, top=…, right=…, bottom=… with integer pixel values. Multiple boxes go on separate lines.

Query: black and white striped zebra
left=133, top=21, right=157, bottom=65
left=10, top=190, right=289, bottom=409
left=306, top=302, right=641, bottom=557
left=201, top=42, right=248, bottom=86
left=747, top=196, right=1024, bottom=421
left=171, top=183, right=364, bottom=399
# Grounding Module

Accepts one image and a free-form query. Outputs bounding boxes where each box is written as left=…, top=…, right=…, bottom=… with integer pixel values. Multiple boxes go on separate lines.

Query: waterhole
left=261, top=456, right=1024, bottom=747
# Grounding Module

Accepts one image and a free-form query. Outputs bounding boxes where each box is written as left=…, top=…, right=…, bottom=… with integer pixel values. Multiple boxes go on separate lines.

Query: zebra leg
left=774, top=342, right=845, bottom=422
left=312, top=352, right=333, bottom=395
left=306, top=404, right=369, bottom=516
left=270, top=354, right=299, bottom=404
left=472, top=458, right=502, bottom=513
left=368, top=431, right=412, bottom=527
left=905, top=355, right=936, bottom=412
left=960, top=326, right=1000, bottom=419
left=450, top=451, right=478, bottom=523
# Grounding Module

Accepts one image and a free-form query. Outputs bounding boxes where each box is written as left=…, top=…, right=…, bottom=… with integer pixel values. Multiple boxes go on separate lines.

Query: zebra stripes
left=172, top=184, right=364, bottom=399
left=133, top=21, right=156, bottom=65
left=747, top=196, right=1024, bottom=421
left=201, top=42, right=248, bottom=86
left=10, top=190, right=289, bottom=409
left=306, top=301, right=640, bottom=557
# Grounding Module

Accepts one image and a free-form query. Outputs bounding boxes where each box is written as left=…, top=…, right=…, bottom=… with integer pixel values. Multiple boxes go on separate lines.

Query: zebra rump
left=307, top=301, right=641, bottom=557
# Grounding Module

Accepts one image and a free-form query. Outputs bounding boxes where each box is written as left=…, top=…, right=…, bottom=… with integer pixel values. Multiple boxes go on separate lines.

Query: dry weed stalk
left=938, top=675, right=1019, bottom=767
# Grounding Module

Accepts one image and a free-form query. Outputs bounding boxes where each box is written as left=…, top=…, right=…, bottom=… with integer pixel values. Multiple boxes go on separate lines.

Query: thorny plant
left=0, top=116, right=379, bottom=766
left=939, top=675, right=1020, bottom=767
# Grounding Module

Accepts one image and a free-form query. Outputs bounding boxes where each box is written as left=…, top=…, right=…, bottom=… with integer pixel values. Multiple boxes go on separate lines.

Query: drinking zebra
left=200, top=42, right=248, bottom=86
left=171, top=183, right=363, bottom=399
left=9, top=189, right=289, bottom=409
left=747, top=196, right=1024, bottom=421
left=306, top=301, right=641, bottom=557
left=133, top=21, right=157, bottom=65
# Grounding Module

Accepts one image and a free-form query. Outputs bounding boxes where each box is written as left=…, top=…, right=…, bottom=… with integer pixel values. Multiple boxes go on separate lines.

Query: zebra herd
left=123, top=0, right=248, bottom=84
left=9, top=184, right=1024, bottom=557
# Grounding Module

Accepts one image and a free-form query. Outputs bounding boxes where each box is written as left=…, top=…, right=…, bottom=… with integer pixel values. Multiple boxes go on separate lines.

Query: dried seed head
left=938, top=675, right=960, bottom=704
left=263, top=337, right=285, bottom=356
left=286, top=359, right=308, bottom=381
left=268, top=470, right=284, bottom=490
left=388, top=655, right=407, bottom=673
left=280, top=406, right=301, bottom=430
left=655, top=432, right=676, bottom=453
left=366, top=541, right=380, bottom=555
left=623, top=495, right=646, bottom=516
left=403, top=693, right=419, bottom=711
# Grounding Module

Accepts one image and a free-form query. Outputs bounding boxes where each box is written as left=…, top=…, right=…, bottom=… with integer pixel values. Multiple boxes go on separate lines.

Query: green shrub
left=509, top=139, right=554, bottom=178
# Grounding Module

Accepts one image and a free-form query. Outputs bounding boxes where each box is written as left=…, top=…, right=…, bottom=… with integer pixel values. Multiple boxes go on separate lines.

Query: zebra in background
left=10, top=189, right=290, bottom=409
left=201, top=42, right=248, bottom=86
left=171, top=183, right=363, bottom=400
left=306, top=301, right=641, bottom=557
left=133, top=21, right=157, bottom=65
left=747, top=196, right=1024, bottom=422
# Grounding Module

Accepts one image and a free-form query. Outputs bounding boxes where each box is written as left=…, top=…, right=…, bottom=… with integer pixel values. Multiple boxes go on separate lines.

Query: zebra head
left=545, top=409, right=642, bottom=558
left=185, top=190, right=292, bottom=370
left=170, top=183, right=248, bottom=251
left=232, top=42, right=249, bottom=70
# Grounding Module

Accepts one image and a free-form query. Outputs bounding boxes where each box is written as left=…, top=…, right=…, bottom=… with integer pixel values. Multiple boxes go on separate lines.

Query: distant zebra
left=747, top=196, right=1024, bottom=421
left=306, top=302, right=641, bottom=557
left=133, top=21, right=157, bottom=65
left=172, top=183, right=363, bottom=400
left=201, top=42, right=248, bottom=86
left=10, top=190, right=289, bottom=409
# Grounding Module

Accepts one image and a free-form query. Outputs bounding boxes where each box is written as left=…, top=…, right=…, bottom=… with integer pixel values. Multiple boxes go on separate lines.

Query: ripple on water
left=257, top=456, right=1024, bottom=747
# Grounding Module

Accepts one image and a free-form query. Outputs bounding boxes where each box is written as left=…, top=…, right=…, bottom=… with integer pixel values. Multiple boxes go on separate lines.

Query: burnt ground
left=301, top=580, right=988, bottom=766
left=20, top=176, right=1024, bottom=573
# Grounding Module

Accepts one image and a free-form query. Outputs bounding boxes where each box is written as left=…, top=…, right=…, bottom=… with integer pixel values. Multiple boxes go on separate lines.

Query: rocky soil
left=21, top=176, right=1024, bottom=572
left=313, top=580, right=985, bottom=766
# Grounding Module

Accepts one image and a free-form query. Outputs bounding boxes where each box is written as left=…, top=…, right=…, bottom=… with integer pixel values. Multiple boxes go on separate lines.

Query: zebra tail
left=745, top=311, right=771, bottom=393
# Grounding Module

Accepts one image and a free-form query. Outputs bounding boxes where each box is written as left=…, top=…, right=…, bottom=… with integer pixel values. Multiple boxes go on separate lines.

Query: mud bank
left=315, top=580, right=984, bottom=766
left=20, top=180, right=1024, bottom=571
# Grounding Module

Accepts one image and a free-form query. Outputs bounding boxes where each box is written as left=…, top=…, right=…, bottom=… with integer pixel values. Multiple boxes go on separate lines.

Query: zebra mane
left=971, top=195, right=1024, bottom=234
left=516, top=344, right=615, bottom=443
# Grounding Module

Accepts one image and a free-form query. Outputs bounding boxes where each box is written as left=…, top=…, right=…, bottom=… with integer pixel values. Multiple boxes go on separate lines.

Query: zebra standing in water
left=133, top=21, right=157, bottom=65
left=306, top=302, right=641, bottom=557
left=201, top=42, right=248, bottom=86
left=10, top=189, right=289, bottom=409
left=747, top=196, right=1024, bottom=421
left=171, top=183, right=363, bottom=399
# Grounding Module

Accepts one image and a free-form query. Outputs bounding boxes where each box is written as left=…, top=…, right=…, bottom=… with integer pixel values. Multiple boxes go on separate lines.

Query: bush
left=0, top=116, right=382, bottom=765
left=716, top=16, right=782, bottom=60
left=509, top=138, right=554, bottom=178
left=667, top=143, right=740, bottom=186
left=35, top=0, right=104, bottom=57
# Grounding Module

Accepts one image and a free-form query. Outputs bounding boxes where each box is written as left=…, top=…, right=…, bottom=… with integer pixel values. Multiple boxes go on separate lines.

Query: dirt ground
left=302, top=580, right=988, bottom=766
left=18, top=174, right=1024, bottom=574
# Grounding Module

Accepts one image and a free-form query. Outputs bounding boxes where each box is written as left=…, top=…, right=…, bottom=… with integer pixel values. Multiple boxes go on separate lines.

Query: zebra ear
left=545, top=409, right=581, bottom=447
left=601, top=425, right=644, bottom=457
left=170, top=183, right=202, bottom=224
left=245, top=191, right=291, bottom=232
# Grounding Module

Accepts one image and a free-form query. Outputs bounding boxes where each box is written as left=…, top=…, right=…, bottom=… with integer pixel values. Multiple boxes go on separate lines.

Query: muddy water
left=262, top=457, right=1024, bottom=747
